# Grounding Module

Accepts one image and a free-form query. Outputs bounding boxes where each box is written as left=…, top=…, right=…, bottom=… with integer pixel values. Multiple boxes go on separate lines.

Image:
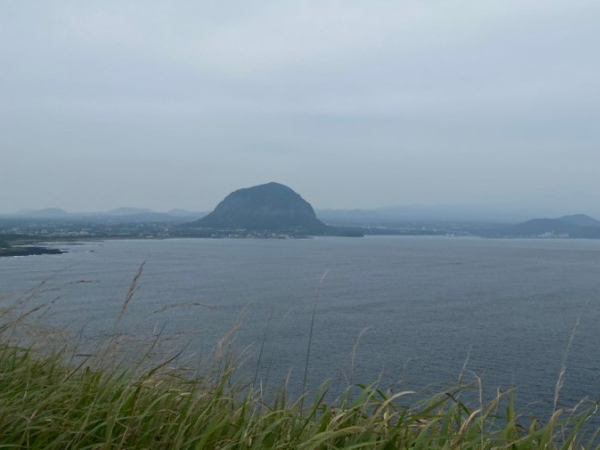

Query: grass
left=1, top=271, right=599, bottom=448
left=0, top=343, right=599, bottom=449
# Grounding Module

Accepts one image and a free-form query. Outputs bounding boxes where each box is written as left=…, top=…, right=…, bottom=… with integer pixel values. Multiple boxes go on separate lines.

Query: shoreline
left=0, top=246, right=66, bottom=258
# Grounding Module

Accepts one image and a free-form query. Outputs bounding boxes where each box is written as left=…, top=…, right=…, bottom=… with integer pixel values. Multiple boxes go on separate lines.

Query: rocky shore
left=0, top=246, right=65, bottom=257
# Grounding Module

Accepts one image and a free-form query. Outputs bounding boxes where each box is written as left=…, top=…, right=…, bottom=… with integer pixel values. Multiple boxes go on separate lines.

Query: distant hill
left=511, top=219, right=575, bottom=236
left=187, top=182, right=328, bottom=233
left=488, top=214, right=600, bottom=238
left=7, top=207, right=204, bottom=224
left=16, top=208, right=70, bottom=218
left=556, top=214, right=600, bottom=227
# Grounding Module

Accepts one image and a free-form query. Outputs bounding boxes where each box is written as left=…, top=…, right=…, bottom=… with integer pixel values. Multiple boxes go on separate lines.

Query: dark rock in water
left=188, top=182, right=329, bottom=234
left=0, top=246, right=65, bottom=257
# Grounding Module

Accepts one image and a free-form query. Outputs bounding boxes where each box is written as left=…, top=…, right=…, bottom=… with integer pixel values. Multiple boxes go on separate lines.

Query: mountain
left=187, top=182, right=330, bottom=233
left=510, top=219, right=576, bottom=236
left=488, top=214, right=600, bottom=238
left=556, top=214, right=600, bottom=228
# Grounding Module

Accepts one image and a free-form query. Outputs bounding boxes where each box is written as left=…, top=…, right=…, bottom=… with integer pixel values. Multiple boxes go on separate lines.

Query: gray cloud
left=1, top=0, right=599, bottom=215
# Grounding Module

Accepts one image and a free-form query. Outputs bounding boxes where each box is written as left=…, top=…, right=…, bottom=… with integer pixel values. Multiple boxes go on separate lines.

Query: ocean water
left=2, top=236, right=600, bottom=411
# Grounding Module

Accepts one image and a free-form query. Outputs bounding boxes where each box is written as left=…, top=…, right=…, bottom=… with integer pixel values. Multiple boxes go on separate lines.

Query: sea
left=2, top=236, right=600, bottom=414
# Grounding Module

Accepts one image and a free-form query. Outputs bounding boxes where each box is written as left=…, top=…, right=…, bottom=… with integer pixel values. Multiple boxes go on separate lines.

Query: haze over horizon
left=2, top=1, right=599, bottom=216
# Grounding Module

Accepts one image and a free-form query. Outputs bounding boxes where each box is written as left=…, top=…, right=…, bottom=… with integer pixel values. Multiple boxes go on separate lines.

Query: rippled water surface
left=2, top=236, right=600, bottom=410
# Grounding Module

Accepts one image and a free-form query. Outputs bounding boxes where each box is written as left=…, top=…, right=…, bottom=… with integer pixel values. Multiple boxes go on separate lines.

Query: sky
left=1, top=0, right=600, bottom=216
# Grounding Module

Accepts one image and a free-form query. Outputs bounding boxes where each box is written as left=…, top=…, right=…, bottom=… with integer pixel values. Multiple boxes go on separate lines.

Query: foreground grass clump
left=0, top=345, right=598, bottom=449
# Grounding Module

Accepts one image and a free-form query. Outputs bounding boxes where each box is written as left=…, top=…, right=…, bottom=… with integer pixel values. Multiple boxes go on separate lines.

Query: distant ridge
left=16, top=208, right=70, bottom=218
left=5, top=208, right=205, bottom=223
left=187, top=182, right=329, bottom=234
left=489, top=214, right=600, bottom=238
left=556, top=214, right=600, bottom=228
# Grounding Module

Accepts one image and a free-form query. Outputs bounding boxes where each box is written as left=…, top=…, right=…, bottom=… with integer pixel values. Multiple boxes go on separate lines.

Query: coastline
left=0, top=246, right=65, bottom=258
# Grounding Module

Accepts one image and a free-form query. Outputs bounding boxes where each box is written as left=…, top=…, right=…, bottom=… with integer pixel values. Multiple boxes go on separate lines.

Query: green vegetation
left=0, top=344, right=598, bottom=449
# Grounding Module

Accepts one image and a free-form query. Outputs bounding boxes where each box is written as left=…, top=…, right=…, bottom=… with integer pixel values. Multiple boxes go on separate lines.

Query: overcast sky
left=1, top=0, right=599, bottom=215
